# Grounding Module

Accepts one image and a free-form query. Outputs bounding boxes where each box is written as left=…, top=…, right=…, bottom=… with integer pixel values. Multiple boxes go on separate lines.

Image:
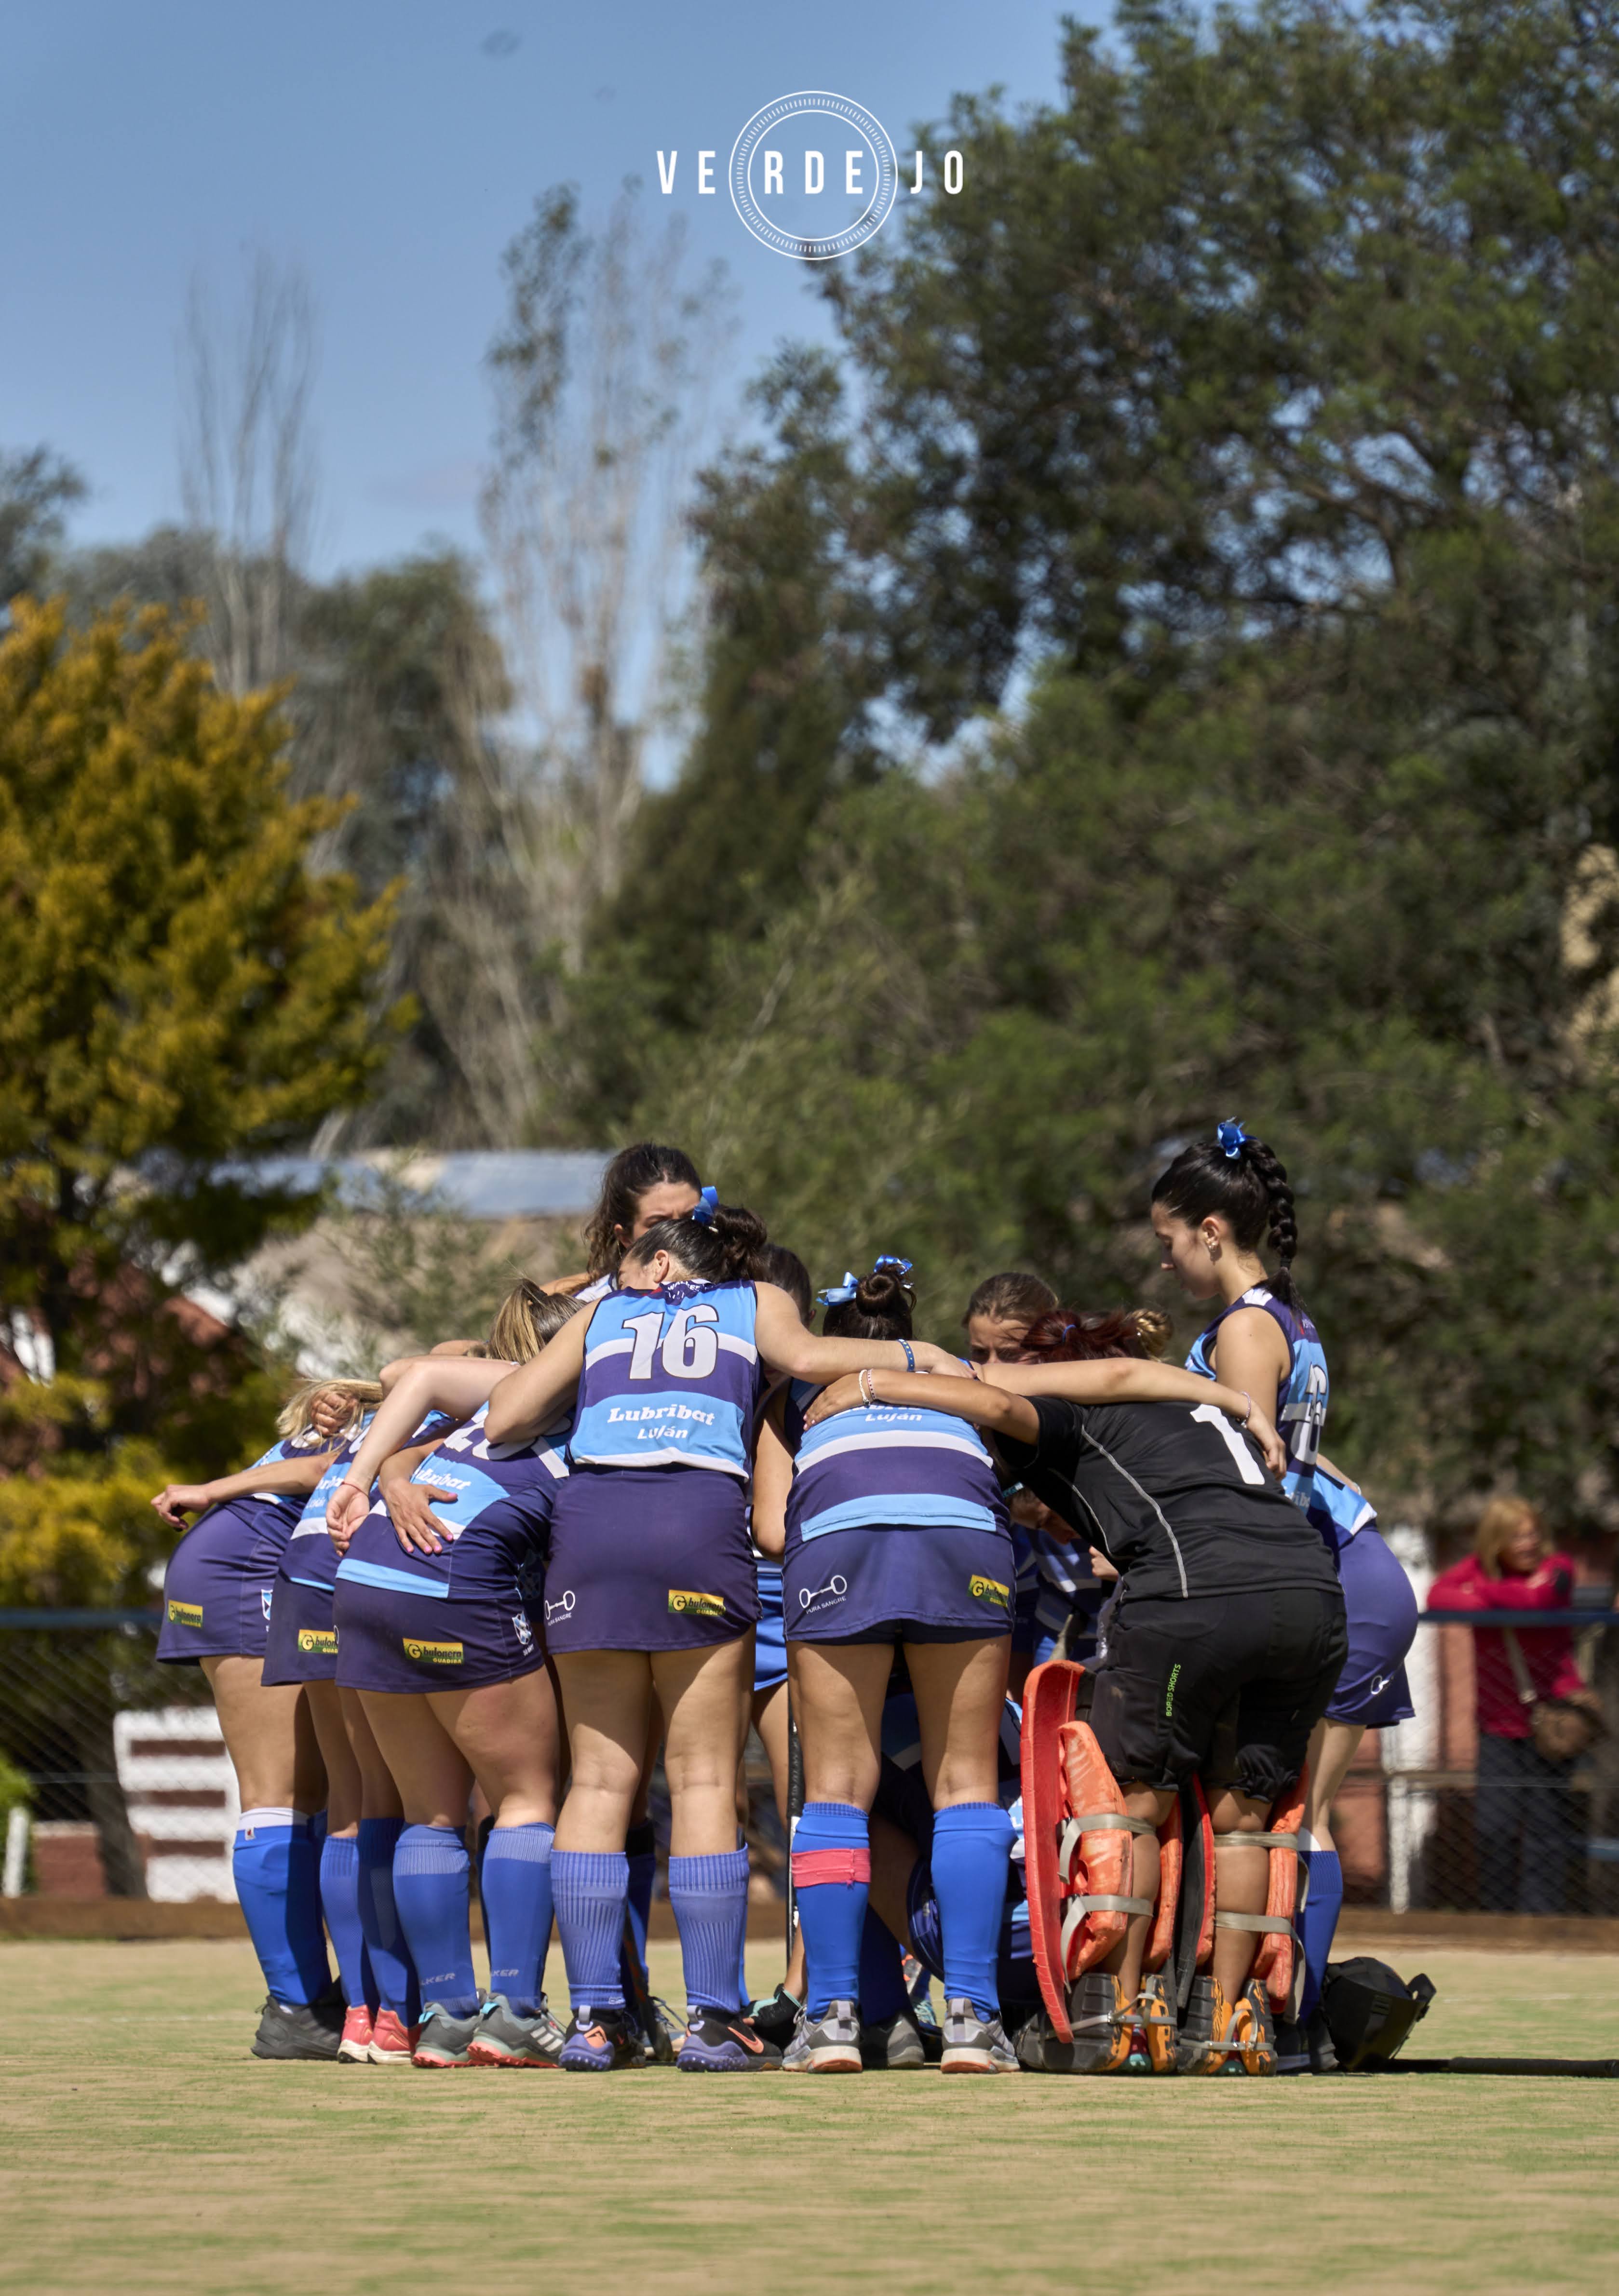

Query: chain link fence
left=2, top=1601, right=1616, bottom=1914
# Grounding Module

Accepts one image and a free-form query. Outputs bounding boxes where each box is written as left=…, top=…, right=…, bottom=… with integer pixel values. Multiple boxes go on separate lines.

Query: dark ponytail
left=1150, top=1122, right=1304, bottom=1312
left=820, top=1262, right=916, bottom=1344
left=626, top=1201, right=769, bottom=1287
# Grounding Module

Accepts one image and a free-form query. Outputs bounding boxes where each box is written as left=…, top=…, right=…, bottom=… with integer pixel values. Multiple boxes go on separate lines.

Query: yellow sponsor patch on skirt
left=403, top=1637, right=465, bottom=1665
left=667, top=1589, right=726, bottom=1619
left=969, top=1575, right=1010, bottom=1611
left=166, top=1599, right=203, bottom=1628
left=297, top=1628, right=338, bottom=1657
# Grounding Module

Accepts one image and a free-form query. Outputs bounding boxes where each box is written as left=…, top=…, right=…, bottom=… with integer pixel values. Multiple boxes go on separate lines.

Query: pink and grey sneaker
left=337, top=2004, right=375, bottom=2063
left=368, top=2008, right=420, bottom=2064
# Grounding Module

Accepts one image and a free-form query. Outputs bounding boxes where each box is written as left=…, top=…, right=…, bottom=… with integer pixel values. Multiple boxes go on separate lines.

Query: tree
left=0, top=594, right=403, bottom=1510
left=178, top=252, right=318, bottom=698
left=0, top=446, right=85, bottom=608
left=555, top=0, right=1619, bottom=1536
left=481, top=181, right=736, bottom=992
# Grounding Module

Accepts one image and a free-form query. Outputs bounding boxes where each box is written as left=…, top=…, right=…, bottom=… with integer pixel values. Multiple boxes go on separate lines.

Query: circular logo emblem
left=729, top=90, right=898, bottom=262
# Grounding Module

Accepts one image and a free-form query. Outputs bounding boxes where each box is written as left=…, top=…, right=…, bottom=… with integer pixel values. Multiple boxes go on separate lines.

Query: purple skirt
left=543, top=1466, right=757, bottom=1653
left=157, top=1501, right=290, bottom=1665
left=783, top=1520, right=1017, bottom=1645
left=261, top=1574, right=339, bottom=1685
left=334, top=1572, right=543, bottom=1694
left=1325, top=1527, right=1418, bottom=1727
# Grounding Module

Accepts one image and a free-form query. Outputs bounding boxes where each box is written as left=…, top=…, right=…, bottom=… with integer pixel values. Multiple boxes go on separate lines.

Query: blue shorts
left=334, top=1572, right=542, bottom=1693
left=1325, top=1527, right=1418, bottom=1727
left=262, top=1574, right=339, bottom=1685
left=754, top=1564, right=787, bottom=1692
left=157, top=1502, right=288, bottom=1665
left=783, top=1521, right=1016, bottom=1645
left=543, top=1466, right=758, bottom=1654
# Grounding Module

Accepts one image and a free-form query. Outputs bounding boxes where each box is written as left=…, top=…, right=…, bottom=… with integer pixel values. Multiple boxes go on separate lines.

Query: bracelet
left=859, top=1368, right=876, bottom=1406
left=1239, top=1392, right=1253, bottom=1429
left=899, top=1340, right=915, bottom=1372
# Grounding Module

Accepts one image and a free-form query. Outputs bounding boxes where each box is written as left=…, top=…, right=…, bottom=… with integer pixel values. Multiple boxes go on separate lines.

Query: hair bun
left=855, top=1267, right=913, bottom=1317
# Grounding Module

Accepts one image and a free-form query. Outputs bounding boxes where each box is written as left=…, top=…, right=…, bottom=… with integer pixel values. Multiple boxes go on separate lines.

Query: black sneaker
left=250, top=1979, right=346, bottom=2061
left=749, top=1984, right=803, bottom=2052
left=675, top=2009, right=783, bottom=2072
left=559, top=2005, right=646, bottom=2071
left=860, top=2005, right=927, bottom=2070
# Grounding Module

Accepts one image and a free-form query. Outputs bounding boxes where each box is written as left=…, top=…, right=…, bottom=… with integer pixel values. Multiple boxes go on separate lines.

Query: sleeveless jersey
left=567, top=1280, right=761, bottom=1478
left=1187, top=1284, right=1329, bottom=1525
left=338, top=1404, right=570, bottom=1600
left=284, top=1412, right=458, bottom=1592
left=787, top=1396, right=1008, bottom=1544
left=240, top=1427, right=339, bottom=1516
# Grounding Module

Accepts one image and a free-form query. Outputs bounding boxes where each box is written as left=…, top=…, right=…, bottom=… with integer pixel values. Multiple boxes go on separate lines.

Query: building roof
left=228, top=1150, right=613, bottom=1222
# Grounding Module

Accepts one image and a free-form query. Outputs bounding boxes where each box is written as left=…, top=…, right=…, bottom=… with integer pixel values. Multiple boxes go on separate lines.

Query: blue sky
left=3, top=1, right=1106, bottom=578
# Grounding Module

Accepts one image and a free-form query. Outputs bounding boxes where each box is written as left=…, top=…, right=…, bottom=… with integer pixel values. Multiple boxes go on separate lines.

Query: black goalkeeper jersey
left=995, top=1396, right=1342, bottom=1605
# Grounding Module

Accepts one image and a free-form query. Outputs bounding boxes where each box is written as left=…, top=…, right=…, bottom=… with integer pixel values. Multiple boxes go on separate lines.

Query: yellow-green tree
left=0, top=595, right=403, bottom=1603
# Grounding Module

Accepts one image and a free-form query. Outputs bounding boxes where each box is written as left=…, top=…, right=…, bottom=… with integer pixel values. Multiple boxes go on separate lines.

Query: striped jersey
left=337, top=1404, right=571, bottom=1600
left=787, top=1397, right=1008, bottom=1544
left=568, top=1280, right=761, bottom=1478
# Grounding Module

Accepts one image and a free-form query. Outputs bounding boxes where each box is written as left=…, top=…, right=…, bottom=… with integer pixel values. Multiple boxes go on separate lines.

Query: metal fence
left=1, top=1603, right=1616, bottom=1914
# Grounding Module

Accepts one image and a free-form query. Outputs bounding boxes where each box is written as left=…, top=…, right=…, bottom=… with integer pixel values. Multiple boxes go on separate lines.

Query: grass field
left=2, top=1941, right=1617, bottom=2295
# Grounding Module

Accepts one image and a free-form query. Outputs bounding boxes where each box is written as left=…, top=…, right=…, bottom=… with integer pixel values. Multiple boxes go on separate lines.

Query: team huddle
left=153, top=1129, right=1420, bottom=2078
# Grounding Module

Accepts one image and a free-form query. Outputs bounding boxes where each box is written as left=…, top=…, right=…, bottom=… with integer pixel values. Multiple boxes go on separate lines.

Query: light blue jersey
left=567, top=1280, right=761, bottom=1477
left=787, top=1399, right=1007, bottom=1544
left=1187, top=1283, right=1328, bottom=1520
left=241, top=1427, right=340, bottom=1515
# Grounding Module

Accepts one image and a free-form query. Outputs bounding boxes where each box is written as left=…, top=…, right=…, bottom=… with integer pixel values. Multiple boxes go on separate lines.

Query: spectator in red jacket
left=1429, top=1499, right=1597, bottom=1913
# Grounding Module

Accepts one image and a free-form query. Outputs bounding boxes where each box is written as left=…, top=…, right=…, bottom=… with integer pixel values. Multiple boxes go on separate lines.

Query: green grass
left=1, top=1941, right=1617, bottom=2294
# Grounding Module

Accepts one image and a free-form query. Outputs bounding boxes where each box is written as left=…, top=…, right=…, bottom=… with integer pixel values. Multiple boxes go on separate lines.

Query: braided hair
left=1151, top=1124, right=1305, bottom=1313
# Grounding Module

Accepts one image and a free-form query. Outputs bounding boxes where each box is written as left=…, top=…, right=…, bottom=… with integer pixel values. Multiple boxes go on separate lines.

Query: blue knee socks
left=858, top=1907, right=909, bottom=2023
left=930, top=1801, right=1012, bottom=2023
left=482, top=1822, right=556, bottom=2017
left=391, top=1824, right=478, bottom=2017
left=669, top=1846, right=749, bottom=2016
left=791, top=1802, right=869, bottom=2019
left=553, top=1849, right=629, bottom=2014
left=233, top=1809, right=331, bottom=2006
left=318, top=1832, right=372, bottom=2011
left=355, top=1816, right=419, bottom=2025
left=1297, top=1845, right=1344, bottom=2024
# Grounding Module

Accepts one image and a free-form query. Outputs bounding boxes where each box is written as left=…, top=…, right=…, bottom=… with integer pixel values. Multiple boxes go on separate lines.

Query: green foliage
left=0, top=595, right=404, bottom=1600
left=559, top=1, right=1619, bottom=1533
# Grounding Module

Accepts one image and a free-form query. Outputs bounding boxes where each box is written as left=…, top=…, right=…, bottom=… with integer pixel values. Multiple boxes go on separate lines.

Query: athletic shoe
left=368, top=2008, right=418, bottom=2064
left=644, top=1995, right=685, bottom=2065
left=782, top=2000, right=862, bottom=2074
left=467, top=1993, right=566, bottom=2068
left=250, top=1980, right=346, bottom=2062
left=940, top=1997, right=1020, bottom=2075
left=675, top=2010, right=783, bottom=2073
left=860, top=2005, right=927, bottom=2071
left=559, top=2006, right=645, bottom=2072
left=337, top=2004, right=374, bottom=2063
left=748, top=1984, right=803, bottom=2054
left=412, top=2002, right=485, bottom=2068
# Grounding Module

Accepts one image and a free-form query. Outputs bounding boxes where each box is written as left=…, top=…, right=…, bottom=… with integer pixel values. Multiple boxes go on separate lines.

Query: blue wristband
left=900, top=1341, right=915, bottom=1373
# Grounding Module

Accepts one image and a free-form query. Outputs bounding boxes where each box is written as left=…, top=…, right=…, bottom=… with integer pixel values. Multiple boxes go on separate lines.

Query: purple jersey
left=787, top=1396, right=1008, bottom=1544
left=337, top=1404, right=570, bottom=1602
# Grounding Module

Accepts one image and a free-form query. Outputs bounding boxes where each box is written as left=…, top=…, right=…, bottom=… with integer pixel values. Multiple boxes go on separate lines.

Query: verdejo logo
left=656, top=90, right=964, bottom=263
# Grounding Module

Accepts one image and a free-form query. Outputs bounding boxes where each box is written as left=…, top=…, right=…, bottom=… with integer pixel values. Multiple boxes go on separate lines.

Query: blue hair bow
left=873, top=1254, right=914, bottom=1279
left=689, top=1185, right=718, bottom=1226
left=1215, top=1119, right=1249, bottom=1161
left=816, top=1271, right=861, bottom=1306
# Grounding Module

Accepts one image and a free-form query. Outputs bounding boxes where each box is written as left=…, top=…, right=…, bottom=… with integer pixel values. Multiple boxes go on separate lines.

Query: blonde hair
left=276, top=1376, right=383, bottom=1440
left=1474, top=1496, right=1549, bottom=1578
left=1130, top=1308, right=1173, bottom=1360
left=487, top=1279, right=581, bottom=1365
